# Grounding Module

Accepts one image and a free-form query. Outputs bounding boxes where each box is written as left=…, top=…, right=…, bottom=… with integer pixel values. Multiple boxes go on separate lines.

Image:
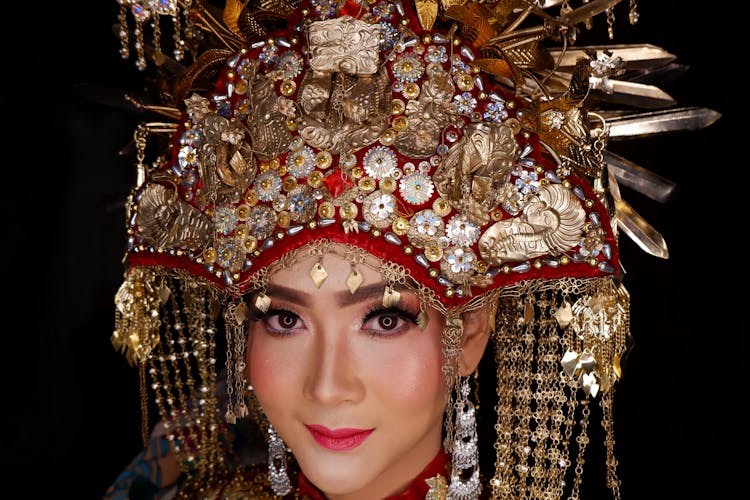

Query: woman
left=105, top=0, right=671, bottom=498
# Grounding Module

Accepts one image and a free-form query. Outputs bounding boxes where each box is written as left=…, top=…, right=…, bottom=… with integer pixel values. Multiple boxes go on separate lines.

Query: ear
left=458, top=303, right=492, bottom=376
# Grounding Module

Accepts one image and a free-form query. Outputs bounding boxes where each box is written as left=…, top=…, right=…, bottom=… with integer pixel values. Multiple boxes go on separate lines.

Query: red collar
left=297, top=449, right=449, bottom=499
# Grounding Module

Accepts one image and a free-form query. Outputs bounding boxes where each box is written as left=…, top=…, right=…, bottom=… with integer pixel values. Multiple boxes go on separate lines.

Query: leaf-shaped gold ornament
left=473, top=58, right=513, bottom=78
left=444, top=3, right=497, bottom=48
left=223, top=0, right=250, bottom=36
left=415, top=0, right=439, bottom=31
left=175, top=48, right=235, bottom=103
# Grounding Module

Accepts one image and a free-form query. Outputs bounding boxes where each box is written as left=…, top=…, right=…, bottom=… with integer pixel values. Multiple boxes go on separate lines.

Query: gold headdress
left=110, top=0, right=719, bottom=497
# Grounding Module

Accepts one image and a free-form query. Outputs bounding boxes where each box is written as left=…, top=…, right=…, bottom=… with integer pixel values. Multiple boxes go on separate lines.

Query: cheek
left=366, top=332, right=446, bottom=408
left=246, top=327, right=293, bottom=404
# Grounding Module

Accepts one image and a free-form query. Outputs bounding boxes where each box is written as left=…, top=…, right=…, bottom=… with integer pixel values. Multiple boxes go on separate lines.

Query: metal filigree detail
left=394, top=71, right=456, bottom=158
left=434, top=122, right=519, bottom=225
left=307, top=17, right=382, bottom=75
left=297, top=68, right=392, bottom=153
left=136, top=183, right=213, bottom=250
left=478, top=184, right=586, bottom=264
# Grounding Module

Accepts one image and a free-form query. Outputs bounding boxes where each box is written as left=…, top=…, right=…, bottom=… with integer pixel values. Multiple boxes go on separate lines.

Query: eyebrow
left=266, top=282, right=407, bottom=307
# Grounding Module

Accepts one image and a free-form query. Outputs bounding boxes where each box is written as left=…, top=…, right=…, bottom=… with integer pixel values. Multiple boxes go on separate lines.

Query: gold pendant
left=254, top=292, right=271, bottom=313
left=345, top=266, right=364, bottom=294
left=382, top=286, right=401, bottom=307
left=310, top=262, right=328, bottom=288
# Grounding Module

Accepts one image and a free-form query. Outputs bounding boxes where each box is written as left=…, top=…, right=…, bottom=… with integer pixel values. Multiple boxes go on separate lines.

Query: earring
left=448, top=376, right=481, bottom=499
left=267, top=423, right=292, bottom=496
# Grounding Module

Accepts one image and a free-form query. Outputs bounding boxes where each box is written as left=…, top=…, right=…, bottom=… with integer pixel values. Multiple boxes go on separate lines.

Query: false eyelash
left=363, top=304, right=420, bottom=325
left=248, top=307, right=293, bottom=322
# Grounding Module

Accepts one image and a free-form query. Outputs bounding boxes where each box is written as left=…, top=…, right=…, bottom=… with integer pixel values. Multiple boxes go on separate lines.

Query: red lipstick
left=306, top=424, right=374, bottom=451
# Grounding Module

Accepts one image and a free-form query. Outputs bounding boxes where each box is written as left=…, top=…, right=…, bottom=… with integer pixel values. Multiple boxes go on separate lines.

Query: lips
left=305, top=424, right=374, bottom=451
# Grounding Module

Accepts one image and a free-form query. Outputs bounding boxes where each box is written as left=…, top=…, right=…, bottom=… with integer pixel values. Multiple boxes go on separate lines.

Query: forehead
left=267, top=252, right=386, bottom=294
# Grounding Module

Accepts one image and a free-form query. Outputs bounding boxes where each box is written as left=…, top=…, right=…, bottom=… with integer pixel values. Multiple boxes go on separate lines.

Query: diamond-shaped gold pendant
left=382, top=286, right=401, bottom=307
left=310, top=262, right=328, bottom=288
left=346, top=267, right=363, bottom=294
left=254, top=292, right=271, bottom=313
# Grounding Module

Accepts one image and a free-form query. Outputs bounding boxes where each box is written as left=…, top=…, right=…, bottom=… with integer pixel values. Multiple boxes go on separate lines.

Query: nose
left=302, top=327, right=364, bottom=405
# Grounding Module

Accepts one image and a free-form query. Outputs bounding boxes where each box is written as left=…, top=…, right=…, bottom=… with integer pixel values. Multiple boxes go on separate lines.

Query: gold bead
left=235, top=224, right=249, bottom=239
left=245, top=190, right=259, bottom=205
left=358, top=177, right=376, bottom=193
left=425, top=246, right=443, bottom=262
left=392, top=99, right=405, bottom=115
left=203, top=248, right=217, bottom=264
left=433, top=197, right=451, bottom=216
left=236, top=205, right=250, bottom=220
left=372, top=228, right=382, bottom=237
left=392, top=217, right=409, bottom=235
left=403, top=245, right=413, bottom=255
left=282, top=176, right=297, bottom=192
left=428, top=268, right=439, bottom=278
left=403, top=82, right=420, bottom=99
left=379, top=177, right=396, bottom=193
left=316, top=150, right=333, bottom=169
left=277, top=212, right=291, bottom=228
left=533, top=260, right=543, bottom=269
left=280, top=80, right=297, bottom=96
left=340, top=202, right=358, bottom=219
left=308, top=220, right=317, bottom=229
left=392, top=116, right=408, bottom=131
left=445, top=288, right=455, bottom=298
left=308, top=170, right=323, bottom=187
left=380, top=128, right=397, bottom=146
left=457, top=74, right=474, bottom=91
left=234, top=80, right=248, bottom=95
left=560, top=255, right=570, bottom=265
left=243, top=237, right=257, bottom=253
left=588, top=257, right=598, bottom=266
left=318, top=201, right=335, bottom=218
left=585, top=199, right=594, bottom=208
left=351, top=166, right=364, bottom=179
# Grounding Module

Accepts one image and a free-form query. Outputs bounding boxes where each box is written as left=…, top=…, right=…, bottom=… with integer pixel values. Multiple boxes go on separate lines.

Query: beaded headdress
left=111, top=0, right=718, bottom=497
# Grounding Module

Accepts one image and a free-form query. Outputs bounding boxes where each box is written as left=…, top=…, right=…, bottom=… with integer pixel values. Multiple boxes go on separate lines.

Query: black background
left=1, top=1, right=742, bottom=498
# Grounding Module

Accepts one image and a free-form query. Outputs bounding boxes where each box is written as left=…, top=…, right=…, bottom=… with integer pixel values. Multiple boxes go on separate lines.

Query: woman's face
left=247, top=253, right=448, bottom=499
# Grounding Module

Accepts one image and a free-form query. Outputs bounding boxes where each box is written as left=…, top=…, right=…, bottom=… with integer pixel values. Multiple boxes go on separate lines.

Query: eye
left=262, top=309, right=304, bottom=335
left=362, top=307, right=419, bottom=336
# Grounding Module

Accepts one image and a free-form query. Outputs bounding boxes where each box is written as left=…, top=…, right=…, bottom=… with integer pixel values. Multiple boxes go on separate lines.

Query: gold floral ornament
left=559, top=282, right=630, bottom=396
left=433, top=122, right=519, bottom=226
left=518, top=59, right=611, bottom=180
left=298, top=16, right=392, bottom=153
left=478, top=183, right=588, bottom=265
left=112, top=267, right=169, bottom=365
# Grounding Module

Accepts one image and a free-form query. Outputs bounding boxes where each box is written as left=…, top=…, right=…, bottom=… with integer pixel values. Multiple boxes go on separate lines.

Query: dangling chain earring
left=448, top=376, right=481, bottom=499
left=267, top=423, right=292, bottom=496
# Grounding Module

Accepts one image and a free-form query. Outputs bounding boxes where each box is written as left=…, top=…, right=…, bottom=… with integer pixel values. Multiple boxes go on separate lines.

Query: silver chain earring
left=448, top=376, right=481, bottom=499
left=267, top=423, right=292, bottom=496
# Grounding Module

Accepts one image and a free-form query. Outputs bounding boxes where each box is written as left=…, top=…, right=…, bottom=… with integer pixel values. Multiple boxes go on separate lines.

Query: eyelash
left=250, top=308, right=303, bottom=336
left=361, top=305, right=420, bottom=337
left=249, top=305, right=421, bottom=337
